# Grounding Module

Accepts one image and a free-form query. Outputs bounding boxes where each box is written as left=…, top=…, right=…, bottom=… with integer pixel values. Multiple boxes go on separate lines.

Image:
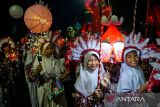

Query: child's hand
left=139, top=81, right=149, bottom=92
left=36, top=63, right=43, bottom=73
left=107, top=72, right=111, bottom=80
left=101, top=72, right=110, bottom=87
left=60, top=72, right=67, bottom=80
left=93, top=88, right=103, bottom=99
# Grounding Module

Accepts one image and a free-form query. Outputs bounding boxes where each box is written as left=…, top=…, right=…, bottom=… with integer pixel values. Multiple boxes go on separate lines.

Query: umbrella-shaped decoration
left=24, top=4, right=52, bottom=33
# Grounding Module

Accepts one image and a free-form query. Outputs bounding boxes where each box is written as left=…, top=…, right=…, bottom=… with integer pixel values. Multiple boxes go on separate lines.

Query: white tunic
left=117, top=63, right=145, bottom=93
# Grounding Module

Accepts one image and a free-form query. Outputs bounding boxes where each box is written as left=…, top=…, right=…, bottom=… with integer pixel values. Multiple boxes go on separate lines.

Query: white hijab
left=33, top=42, right=56, bottom=76
left=74, top=51, right=105, bottom=97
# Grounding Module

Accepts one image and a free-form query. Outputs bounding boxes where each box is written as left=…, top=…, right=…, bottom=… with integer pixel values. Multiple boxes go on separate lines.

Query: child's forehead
left=126, top=50, right=138, bottom=55
left=89, top=54, right=98, bottom=58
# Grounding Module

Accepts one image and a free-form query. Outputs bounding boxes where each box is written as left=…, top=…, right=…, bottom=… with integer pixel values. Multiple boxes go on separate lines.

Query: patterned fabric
left=75, top=91, right=104, bottom=107
left=25, top=56, right=67, bottom=107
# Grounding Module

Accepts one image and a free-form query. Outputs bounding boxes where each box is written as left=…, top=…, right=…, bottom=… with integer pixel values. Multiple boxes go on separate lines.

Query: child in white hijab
left=117, top=32, right=150, bottom=93
left=116, top=32, right=150, bottom=107
left=26, top=42, right=67, bottom=107
left=71, top=36, right=110, bottom=107
left=117, top=50, right=148, bottom=93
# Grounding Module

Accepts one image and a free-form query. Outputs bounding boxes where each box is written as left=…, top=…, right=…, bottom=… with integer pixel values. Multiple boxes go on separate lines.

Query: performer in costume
left=0, top=37, right=31, bottom=107
left=116, top=32, right=152, bottom=107
left=70, top=36, right=110, bottom=107
left=117, top=32, right=150, bottom=93
left=0, top=37, right=17, bottom=107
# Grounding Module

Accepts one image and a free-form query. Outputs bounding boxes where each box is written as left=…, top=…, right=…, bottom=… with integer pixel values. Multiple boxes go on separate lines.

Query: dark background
left=0, top=0, right=159, bottom=41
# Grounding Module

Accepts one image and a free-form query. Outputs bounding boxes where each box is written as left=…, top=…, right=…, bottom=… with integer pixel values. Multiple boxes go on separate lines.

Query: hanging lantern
left=9, top=5, right=23, bottom=19
left=56, top=37, right=65, bottom=48
left=101, top=25, right=124, bottom=62
left=24, top=4, right=53, bottom=33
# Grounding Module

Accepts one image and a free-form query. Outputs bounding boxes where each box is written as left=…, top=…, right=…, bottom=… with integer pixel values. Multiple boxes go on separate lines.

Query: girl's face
left=125, top=51, right=139, bottom=67
left=87, top=54, right=100, bottom=71
left=43, top=44, right=54, bottom=57
left=3, top=45, right=10, bottom=53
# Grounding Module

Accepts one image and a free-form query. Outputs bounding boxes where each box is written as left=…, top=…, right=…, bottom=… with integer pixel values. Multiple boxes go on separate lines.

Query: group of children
left=0, top=31, right=160, bottom=107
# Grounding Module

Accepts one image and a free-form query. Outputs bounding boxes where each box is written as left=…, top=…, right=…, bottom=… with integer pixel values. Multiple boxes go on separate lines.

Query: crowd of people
left=0, top=30, right=160, bottom=107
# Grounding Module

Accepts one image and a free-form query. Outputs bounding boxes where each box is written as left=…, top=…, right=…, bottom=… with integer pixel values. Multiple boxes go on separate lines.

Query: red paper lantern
left=56, top=38, right=65, bottom=48
left=24, top=4, right=53, bottom=33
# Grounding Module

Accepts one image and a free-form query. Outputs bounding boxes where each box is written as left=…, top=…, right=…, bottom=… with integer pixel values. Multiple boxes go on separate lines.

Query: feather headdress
left=71, top=36, right=100, bottom=61
left=122, top=32, right=150, bottom=61
left=148, top=52, right=160, bottom=91
left=149, top=49, right=160, bottom=70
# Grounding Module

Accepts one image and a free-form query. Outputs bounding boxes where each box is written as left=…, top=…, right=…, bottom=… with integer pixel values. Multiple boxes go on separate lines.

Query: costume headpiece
left=122, top=32, right=150, bottom=61
left=0, top=37, right=15, bottom=49
left=149, top=49, right=160, bottom=70
left=71, top=36, right=100, bottom=61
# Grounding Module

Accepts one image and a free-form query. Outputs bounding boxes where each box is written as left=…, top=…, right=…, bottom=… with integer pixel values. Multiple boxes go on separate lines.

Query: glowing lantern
left=101, top=42, right=113, bottom=62
left=101, top=25, right=124, bottom=62
left=6, top=52, right=18, bottom=61
left=24, top=4, right=52, bottom=33
left=112, top=42, right=124, bottom=62
left=101, top=25, right=124, bottom=43
left=56, top=37, right=65, bottom=48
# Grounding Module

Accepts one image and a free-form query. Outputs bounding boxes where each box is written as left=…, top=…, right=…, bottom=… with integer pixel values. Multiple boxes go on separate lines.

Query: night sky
left=0, top=0, right=159, bottom=41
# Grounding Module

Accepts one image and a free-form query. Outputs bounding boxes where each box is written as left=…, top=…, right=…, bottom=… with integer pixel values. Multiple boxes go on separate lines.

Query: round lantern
left=9, top=5, right=23, bottom=19
left=24, top=4, right=52, bottom=33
